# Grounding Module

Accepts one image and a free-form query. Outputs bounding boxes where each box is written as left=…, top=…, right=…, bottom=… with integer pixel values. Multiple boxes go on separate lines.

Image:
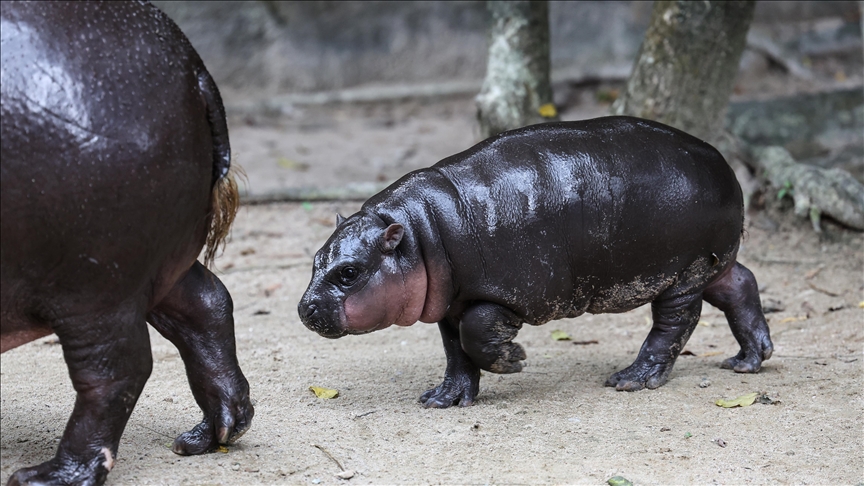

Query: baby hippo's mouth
left=298, top=300, right=346, bottom=338
left=315, top=328, right=348, bottom=339
left=299, top=315, right=347, bottom=339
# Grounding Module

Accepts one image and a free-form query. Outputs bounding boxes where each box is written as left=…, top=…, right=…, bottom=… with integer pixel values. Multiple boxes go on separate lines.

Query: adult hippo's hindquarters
left=1, top=2, right=253, bottom=484
left=298, top=116, right=774, bottom=408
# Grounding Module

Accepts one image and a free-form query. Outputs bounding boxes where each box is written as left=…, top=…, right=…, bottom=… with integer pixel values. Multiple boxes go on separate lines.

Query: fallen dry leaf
left=263, top=282, right=282, bottom=297
left=716, top=392, right=759, bottom=408
left=309, top=386, right=339, bottom=399
left=779, top=315, right=807, bottom=324
left=756, top=393, right=781, bottom=405
left=551, top=330, right=571, bottom=341
left=538, top=103, right=557, bottom=118
left=804, top=266, right=823, bottom=279
left=761, top=298, right=785, bottom=313
left=277, top=157, right=310, bottom=171
left=336, top=469, right=356, bottom=480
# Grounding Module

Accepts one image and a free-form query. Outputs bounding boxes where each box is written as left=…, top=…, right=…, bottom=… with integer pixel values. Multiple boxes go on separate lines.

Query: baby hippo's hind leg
left=703, top=262, right=773, bottom=373
left=459, top=302, right=526, bottom=374
left=147, top=262, right=254, bottom=456
left=606, top=293, right=702, bottom=391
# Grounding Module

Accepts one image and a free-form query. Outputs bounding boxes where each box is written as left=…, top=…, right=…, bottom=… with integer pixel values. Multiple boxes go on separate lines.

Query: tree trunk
left=611, top=0, right=755, bottom=143
left=475, top=1, right=557, bottom=139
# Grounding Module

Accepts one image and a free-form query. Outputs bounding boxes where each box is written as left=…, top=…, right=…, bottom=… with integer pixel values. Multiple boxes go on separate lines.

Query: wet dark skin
left=1, top=2, right=252, bottom=485
left=299, top=116, right=773, bottom=408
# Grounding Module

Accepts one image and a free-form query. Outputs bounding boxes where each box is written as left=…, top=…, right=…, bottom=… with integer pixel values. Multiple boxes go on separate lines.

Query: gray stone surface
left=153, top=1, right=651, bottom=96
left=152, top=1, right=860, bottom=99
left=727, top=88, right=864, bottom=183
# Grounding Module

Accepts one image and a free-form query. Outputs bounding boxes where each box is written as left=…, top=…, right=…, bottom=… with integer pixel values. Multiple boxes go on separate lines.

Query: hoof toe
left=605, top=362, right=672, bottom=391
left=613, top=380, right=646, bottom=392
left=488, top=359, right=523, bottom=374
left=722, top=354, right=763, bottom=374
left=419, top=376, right=478, bottom=409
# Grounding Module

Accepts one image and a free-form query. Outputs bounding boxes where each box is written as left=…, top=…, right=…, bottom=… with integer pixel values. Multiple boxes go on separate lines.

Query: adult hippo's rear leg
left=702, top=262, right=773, bottom=372
left=8, top=303, right=153, bottom=486
left=605, top=293, right=703, bottom=391
left=147, top=262, right=253, bottom=455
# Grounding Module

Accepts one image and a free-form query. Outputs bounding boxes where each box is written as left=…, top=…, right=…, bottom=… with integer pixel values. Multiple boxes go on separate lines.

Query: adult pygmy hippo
left=1, top=1, right=252, bottom=484
left=299, top=116, right=773, bottom=408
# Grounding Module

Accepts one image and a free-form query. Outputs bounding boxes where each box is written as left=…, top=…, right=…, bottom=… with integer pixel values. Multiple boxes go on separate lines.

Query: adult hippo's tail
left=204, top=164, right=241, bottom=268
left=198, top=70, right=241, bottom=268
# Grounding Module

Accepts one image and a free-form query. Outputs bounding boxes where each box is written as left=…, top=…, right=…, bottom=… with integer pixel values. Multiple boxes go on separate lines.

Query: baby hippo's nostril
left=299, top=302, right=318, bottom=319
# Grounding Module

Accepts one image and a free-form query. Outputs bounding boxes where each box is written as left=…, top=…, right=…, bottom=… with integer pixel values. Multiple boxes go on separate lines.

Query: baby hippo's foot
left=605, top=360, right=674, bottom=391
left=721, top=336, right=773, bottom=373
left=477, top=341, right=526, bottom=374
left=420, top=366, right=480, bottom=408
left=703, top=262, right=774, bottom=374
left=459, top=302, right=525, bottom=374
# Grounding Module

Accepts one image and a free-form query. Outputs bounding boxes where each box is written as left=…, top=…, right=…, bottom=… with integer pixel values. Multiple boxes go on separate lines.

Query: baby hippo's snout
left=297, top=294, right=345, bottom=339
left=298, top=301, right=317, bottom=319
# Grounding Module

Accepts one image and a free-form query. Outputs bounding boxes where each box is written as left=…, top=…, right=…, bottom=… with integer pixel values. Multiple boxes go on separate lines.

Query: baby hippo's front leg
left=459, top=302, right=526, bottom=373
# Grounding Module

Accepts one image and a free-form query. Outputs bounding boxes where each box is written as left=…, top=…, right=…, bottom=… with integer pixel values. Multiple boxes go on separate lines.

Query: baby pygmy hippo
left=298, top=116, right=773, bottom=408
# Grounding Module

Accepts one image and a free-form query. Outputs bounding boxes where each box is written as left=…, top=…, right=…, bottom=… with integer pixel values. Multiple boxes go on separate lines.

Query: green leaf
left=551, top=330, right=571, bottom=341
left=607, top=476, right=633, bottom=486
left=715, top=392, right=759, bottom=408
left=777, top=181, right=793, bottom=200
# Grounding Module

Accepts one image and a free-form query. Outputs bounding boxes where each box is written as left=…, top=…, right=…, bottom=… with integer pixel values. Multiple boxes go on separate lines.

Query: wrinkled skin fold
left=299, top=116, right=773, bottom=408
left=1, top=2, right=252, bottom=484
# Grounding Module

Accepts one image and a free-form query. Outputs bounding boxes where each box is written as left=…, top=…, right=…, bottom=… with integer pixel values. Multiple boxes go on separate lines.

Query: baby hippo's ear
left=381, top=223, right=404, bottom=252
left=336, top=213, right=346, bottom=226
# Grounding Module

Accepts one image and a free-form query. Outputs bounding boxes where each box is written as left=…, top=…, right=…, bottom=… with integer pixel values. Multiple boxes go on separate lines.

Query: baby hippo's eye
left=339, top=266, right=359, bottom=286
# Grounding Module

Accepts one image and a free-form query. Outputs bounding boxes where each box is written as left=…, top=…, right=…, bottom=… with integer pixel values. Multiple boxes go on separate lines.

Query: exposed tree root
left=747, top=145, right=864, bottom=232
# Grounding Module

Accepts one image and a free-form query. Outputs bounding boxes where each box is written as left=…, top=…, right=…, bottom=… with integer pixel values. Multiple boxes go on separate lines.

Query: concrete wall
left=153, top=1, right=651, bottom=96
left=152, top=1, right=860, bottom=97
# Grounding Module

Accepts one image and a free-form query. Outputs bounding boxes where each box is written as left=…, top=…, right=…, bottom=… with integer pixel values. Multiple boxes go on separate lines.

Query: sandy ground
left=2, top=87, right=863, bottom=484
left=2, top=196, right=862, bottom=485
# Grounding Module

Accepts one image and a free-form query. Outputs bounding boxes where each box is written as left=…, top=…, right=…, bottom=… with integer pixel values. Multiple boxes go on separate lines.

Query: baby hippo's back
left=431, top=117, right=743, bottom=323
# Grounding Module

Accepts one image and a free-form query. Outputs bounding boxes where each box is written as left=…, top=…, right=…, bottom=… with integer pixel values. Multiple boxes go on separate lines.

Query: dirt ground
left=2, top=195, right=862, bottom=485
left=2, top=84, right=863, bottom=485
